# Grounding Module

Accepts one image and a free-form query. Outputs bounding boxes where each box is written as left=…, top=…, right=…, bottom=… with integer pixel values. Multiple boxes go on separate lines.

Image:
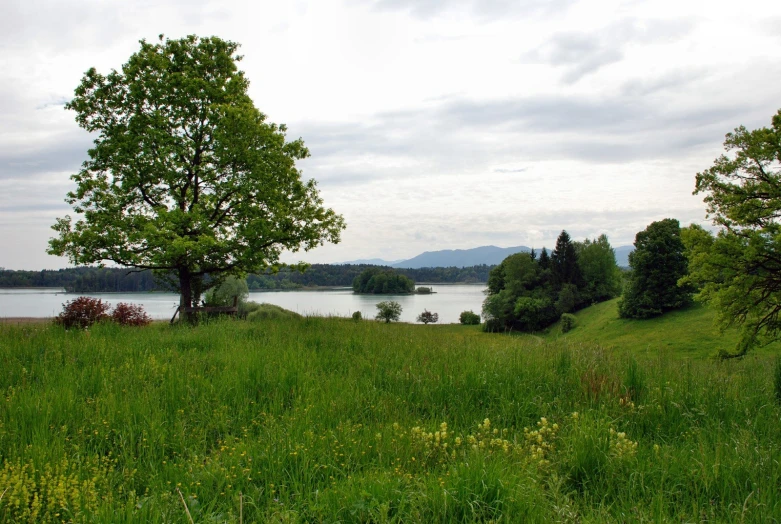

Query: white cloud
left=1, top=0, right=781, bottom=269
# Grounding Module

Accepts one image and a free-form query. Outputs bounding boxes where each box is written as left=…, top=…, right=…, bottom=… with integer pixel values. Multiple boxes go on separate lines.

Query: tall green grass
left=1, top=316, right=780, bottom=522
left=549, top=298, right=781, bottom=358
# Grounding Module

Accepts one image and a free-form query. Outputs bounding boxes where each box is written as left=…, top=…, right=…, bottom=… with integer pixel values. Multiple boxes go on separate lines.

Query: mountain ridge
left=342, top=244, right=634, bottom=268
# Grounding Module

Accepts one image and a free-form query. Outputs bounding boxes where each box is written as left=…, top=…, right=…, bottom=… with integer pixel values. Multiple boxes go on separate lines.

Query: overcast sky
left=2, top=0, right=780, bottom=269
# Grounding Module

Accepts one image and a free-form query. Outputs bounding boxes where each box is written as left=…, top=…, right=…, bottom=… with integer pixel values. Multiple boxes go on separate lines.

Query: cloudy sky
left=2, top=0, right=780, bottom=269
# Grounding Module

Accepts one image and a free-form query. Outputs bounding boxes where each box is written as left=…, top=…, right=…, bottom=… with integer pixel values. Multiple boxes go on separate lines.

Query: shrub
left=560, top=313, right=576, bottom=333
left=246, top=303, right=302, bottom=321
left=204, top=275, right=250, bottom=308
left=239, top=300, right=263, bottom=318
left=482, top=318, right=504, bottom=333
left=416, top=286, right=432, bottom=294
left=459, top=310, right=481, bottom=325
left=352, top=311, right=362, bottom=321
left=375, top=301, right=402, bottom=323
left=111, top=302, right=152, bottom=327
left=55, top=296, right=111, bottom=329
left=416, top=310, right=439, bottom=324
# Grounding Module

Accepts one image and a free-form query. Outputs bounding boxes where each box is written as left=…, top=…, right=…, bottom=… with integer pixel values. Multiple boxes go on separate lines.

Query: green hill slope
left=546, top=298, right=780, bottom=358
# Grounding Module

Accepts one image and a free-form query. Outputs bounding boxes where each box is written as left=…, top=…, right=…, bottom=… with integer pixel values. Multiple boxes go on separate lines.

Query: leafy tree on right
left=683, top=109, right=781, bottom=356
left=618, top=218, right=692, bottom=319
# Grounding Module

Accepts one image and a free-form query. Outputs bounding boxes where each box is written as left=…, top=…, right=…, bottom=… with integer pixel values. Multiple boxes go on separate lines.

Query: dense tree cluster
left=353, top=268, right=415, bottom=294
left=483, top=232, right=621, bottom=332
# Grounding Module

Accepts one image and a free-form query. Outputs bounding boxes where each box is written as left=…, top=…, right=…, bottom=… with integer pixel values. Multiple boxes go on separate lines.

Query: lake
left=0, top=285, right=487, bottom=324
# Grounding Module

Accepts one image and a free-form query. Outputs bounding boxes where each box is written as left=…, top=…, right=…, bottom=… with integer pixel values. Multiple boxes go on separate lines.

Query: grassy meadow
left=1, top=308, right=780, bottom=522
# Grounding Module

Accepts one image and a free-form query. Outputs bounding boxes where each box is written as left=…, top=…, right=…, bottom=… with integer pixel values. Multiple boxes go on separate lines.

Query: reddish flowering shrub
left=416, top=310, right=439, bottom=325
left=55, top=296, right=111, bottom=329
left=111, top=302, right=152, bottom=327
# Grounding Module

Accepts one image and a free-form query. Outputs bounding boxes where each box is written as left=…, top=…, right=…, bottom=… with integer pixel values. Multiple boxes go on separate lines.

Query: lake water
left=0, top=285, right=487, bottom=324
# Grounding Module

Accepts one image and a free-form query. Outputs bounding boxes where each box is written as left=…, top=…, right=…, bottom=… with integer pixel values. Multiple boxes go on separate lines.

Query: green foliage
left=375, top=300, right=402, bottom=323
left=619, top=219, right=692, bottom=319
left=415, top=286, right=432, bottom=294
left=774, top=357, right=781, bottom=405
left=483, top=233, right=620, bottom=332
left=551, top=230, right=582, bottom=288
left=353, top=268, right=414, bottom=294
left=416, top=310, right=439, bottom=324
left=685, top=109, right=781, bottom=355
left=459, top=310, right=481, bottom=325
left=555, top=284, right=578, bottom=315
left=513, top=296, right=553, bottom=331
left=560, top=313, right=576, bottom=333
left=204, top=275, right=249, bottom=307
left=352, top=311, right=362, bottom=321
left=238, top=300, right=263, bottom=318
left=245, top=303, right=302, bottom=321
left=576, top=234, right=622, bottom=302
left=47, top=35, right=345, bottom=313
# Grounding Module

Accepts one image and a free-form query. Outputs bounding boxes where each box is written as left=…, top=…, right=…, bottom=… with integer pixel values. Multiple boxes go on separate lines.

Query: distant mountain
left=340, top=258, right=403, bottom=266
left=391, top=245, right=531, bottom=269
left=614, top=246, right=634, bottom=268
left=342, top=244, right=634, bottom=269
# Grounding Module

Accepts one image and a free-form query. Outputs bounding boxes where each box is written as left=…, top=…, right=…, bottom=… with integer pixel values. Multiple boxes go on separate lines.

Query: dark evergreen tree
left=551, top=230, right=582, bottom=287
left=619, top=218, right=693, bottom=319
left=538, top=248, right=550, bottom=270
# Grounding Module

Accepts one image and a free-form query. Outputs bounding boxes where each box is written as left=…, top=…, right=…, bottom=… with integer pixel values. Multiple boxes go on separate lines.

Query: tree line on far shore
left=0, top=264, right=495, bottom=293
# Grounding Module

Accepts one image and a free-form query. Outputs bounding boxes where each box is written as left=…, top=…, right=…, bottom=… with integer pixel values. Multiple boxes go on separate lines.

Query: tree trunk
left=179, top=267, right=196, bottom=324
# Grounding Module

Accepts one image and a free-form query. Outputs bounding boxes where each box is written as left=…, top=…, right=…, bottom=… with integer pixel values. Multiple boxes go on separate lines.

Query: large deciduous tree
left=618, top=218, right=692, bottom=319
left=48, top=36, right=345, bottom=316
left=576, top=234, right=622, bottom=303
left=684, top=109, right=781, bottom=355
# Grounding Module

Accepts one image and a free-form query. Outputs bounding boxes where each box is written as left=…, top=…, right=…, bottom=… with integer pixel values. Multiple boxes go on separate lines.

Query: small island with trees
left=352, top=267, right=415, bottom=294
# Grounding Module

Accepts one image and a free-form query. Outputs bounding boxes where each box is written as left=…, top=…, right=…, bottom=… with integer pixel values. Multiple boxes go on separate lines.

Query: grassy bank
left=547, top=298, right=781, bottom=358
left=1, top=315, right=780, bottom=522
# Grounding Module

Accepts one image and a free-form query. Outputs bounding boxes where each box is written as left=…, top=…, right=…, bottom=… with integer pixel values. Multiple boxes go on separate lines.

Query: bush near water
left=2, top=302, right=781, bottom=521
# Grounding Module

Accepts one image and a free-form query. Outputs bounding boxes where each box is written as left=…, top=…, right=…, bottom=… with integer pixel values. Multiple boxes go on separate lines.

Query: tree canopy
left=618, top=218, right=692, bottom=319
left=47, top=35, right=345, bottom=315
left=375, top=301, right=402, bottom=323
left=352, top=267, right=414, bottom=294
left=684, top=109, right=781, bottom=355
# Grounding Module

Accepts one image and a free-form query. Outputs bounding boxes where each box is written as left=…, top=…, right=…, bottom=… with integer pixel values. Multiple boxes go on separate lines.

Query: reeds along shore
left=1, top=315, right=780, bottom=522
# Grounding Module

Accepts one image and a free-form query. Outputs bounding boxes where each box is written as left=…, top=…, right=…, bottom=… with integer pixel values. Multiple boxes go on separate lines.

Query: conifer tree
left=551, top=231, right=582, bottom=287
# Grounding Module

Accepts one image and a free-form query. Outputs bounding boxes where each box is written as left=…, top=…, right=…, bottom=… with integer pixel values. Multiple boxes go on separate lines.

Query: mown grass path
left=1, top=315, right=780, bottom=522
